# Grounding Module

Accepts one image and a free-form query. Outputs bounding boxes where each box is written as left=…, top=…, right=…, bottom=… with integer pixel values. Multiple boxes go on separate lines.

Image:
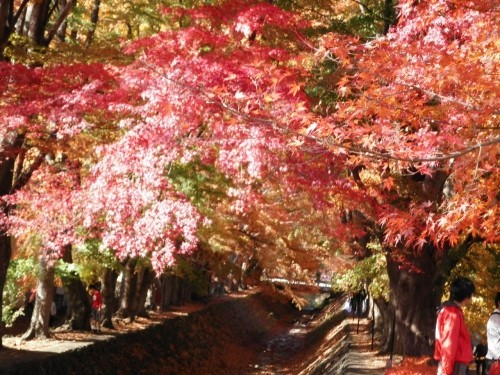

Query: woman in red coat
left=434, top=277, right=475, bottom=375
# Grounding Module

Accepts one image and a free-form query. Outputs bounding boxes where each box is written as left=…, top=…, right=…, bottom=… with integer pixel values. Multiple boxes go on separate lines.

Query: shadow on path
left=248, top=298, right=387, bottom=375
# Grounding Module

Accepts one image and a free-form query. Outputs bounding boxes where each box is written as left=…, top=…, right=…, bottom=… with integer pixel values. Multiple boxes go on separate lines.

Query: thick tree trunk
left=134, top=266, right=152, bottom=317
left=27, top=0, right=50, bottom=45
left=100, top=267, right=118, bottom=329
left=171, top=275, right=179, bottom=305
left=22, top=259, right=55, bottom=340
left=373, top=296, right=393, bottom=353
left=116, top=258, right=137, bottom=320
left=60, top=248, right=91, bottom=330
left=15, top=6, right=27, bottom=35
left=380, top=168, right=460, bottom=356
left=158, top=274, right=186, bottom=310
left=159, top=274, right=173, bottom=310
left=386, top=245, right=444, bottom=356
left=178, top=277, right=191, bottom=305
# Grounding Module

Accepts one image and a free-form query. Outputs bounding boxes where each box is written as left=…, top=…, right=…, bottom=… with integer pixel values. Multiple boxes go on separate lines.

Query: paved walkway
left=297, top=315, right=387, bottom=375
left=340, top=318, right=387, bottom=375
left=246, top=295, right=388, bottom=375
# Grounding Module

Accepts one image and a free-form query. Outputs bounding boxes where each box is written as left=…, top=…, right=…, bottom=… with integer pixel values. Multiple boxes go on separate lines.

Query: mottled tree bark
left=22, top=259, right=55, bottom=340
left=385, top=245, right=444, bottom=356
left=373, top=296, right=393, bottom=353
left=116, top=258, right=137, bottom=321
left=27, top=0, right=50, bottom=45
left=0, top=0, right=11, bottom=54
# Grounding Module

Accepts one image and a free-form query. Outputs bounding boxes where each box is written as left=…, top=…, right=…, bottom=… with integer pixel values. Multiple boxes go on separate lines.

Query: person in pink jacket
left=434, top=277, right=475, bottom=375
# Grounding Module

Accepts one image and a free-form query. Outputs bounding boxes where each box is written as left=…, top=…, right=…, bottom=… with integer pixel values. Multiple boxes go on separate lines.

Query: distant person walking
left=434, top=277, right=475, bottom=375
left=473, top=338, right=487, bottom=375
left=89, top=284, right=102, bottom=333
left=486, top=292, right=500, bottom=375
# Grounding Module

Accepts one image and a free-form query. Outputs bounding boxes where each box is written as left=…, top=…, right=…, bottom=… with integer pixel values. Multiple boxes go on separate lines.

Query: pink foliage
left=80, top=115, right=202, bottom=273
left=3, top=0, right=497, bottom=274
left=6, top=164, right=81, bottom=259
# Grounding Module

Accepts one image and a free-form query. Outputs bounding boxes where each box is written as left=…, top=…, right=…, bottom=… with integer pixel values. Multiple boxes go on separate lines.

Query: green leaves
left=2, top=257, right=38, bottom=326
left=332, top=244, right=389, bottom=301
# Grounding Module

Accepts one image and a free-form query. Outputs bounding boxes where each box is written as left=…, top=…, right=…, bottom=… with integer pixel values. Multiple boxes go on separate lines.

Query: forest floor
left=0, top=287, right=436, bottom=375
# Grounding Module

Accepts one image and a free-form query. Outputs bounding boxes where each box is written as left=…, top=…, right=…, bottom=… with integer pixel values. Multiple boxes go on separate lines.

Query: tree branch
left=142, top=60, right=500, bottom=164
left=46, top=0, right=76, bottom=45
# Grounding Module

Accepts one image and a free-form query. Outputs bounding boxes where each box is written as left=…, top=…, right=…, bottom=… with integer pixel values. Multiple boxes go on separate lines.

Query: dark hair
left=450, top=277, right=475, bottom=302
left=495, top=292, right=500, bottom=308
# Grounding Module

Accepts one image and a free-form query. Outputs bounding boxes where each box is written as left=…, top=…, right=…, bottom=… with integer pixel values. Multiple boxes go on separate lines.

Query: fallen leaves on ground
left=385, top=356, right=436, bottom=375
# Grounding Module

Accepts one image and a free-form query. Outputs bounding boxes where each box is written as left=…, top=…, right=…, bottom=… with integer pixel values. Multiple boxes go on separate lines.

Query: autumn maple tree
left=103, top=0, right=498, bottom=355
left=313, top=0, right=499, bottom=354
left=0, top=61, right=126, bottom=344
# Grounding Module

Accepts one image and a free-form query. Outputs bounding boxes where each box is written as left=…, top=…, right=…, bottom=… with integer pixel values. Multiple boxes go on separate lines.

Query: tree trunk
left=382, top=0, right=394, bottom=35
left=116, top=258, right=137, bottom=320
left=27, top=0, right=50, bottom=45
left=45, top=0, right=75, bottom=45
left=0, top=0, right=11, bottom=56
left=171, top=275, right=179, bottom=306
left=179, top=277, right=191, bottom=305
left=373, top=296, right=393, bottom=353
left=60, top=247, right=91, bottom=330
left=160, top=274, right=173, bottom=310
left=100, top=267, right=118, bottom=329
left=84, top=0, right=100, bottom=47
left=15, top=6, right=27, bottom=35
left=22, top=258, right=55, bottom=340
left=386, top=245, right=444, bottom=356
left=134, top=266, right=152, bottom=317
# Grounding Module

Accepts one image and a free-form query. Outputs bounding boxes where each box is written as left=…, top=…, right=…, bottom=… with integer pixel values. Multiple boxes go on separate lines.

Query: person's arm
left=488, top=313, right=500, bottom=358
left=440, top=309, right=460, bottom=375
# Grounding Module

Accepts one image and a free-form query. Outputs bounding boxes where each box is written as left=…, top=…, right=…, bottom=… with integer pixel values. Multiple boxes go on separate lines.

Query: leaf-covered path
left=246, top=295, right=387, bottom=375
left=0, top=289, right=390, bottom=374
left=340, top=319, right=387, bottom=375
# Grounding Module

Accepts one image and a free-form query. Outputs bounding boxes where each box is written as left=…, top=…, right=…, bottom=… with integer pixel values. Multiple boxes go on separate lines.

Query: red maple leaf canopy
left=313, top=0, right=499, bottom=250
left=0, top=61, right=127, bottom=259
left=2, top=0, right=497, bottom=275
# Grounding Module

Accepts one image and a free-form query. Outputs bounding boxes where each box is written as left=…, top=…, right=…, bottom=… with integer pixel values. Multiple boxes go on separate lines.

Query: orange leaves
left=336, top=75, right=352, bottom=97
left=385, top=356, right=436, bottom=375
left=316, top=34, right=359, bottom=68
left=287, top=83, right=302, bottom=97
left=382, top=177, right=396, bottom=191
